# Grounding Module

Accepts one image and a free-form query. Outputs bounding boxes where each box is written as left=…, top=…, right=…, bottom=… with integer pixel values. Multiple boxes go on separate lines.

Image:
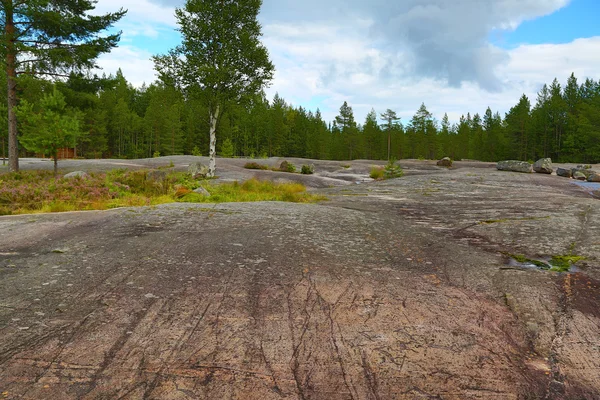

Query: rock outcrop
left=556, top=168, right=572, bottom=178
left=497, top=160, right=533, bottom=173
left=533, top=158, right=553, bottom=174
left=188, top=162, right=209, bottom=178
left=587, top=173, right=600, bottom=183
left=437, top=157, right=453, bottom=167
left=63, top=171, right=89, bottom=179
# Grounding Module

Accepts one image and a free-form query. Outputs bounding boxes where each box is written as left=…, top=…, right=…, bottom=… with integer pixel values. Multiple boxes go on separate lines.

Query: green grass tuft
left=549, top=255, right=585, bottom=272
left=370, top=166, right=384, bottom=180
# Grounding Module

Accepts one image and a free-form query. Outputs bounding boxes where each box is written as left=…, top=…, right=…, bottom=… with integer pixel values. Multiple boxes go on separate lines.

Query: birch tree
left=153, top=0, right=274, bottom=177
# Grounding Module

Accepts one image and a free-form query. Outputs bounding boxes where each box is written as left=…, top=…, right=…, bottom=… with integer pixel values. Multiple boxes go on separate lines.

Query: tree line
left=2, top=0, right=599, bottom=171
left=2, top=70, right=599, bottom=164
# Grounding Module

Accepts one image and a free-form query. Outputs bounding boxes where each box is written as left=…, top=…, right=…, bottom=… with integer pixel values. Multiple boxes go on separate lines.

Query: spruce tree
left=1, top=0, right=125, bottom=171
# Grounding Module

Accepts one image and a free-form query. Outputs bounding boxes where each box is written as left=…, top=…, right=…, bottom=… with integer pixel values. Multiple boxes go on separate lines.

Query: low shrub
left=244, top=162, right=268, bottom=170
left=279, top=160, right=296, bottom=173
left=301, top=164, right=314, bottom=175
left=384, top=158, right=404, bottom=179
left=370, top=166, right=384, bottom=180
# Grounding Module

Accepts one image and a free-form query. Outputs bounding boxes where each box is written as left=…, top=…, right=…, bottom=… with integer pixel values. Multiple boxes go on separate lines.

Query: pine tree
left=335, top=101, right=358, bottom=159
left=380, top=109, right=400, bottom=160
left=1, top=0, right=125, bottom=171
left=14, top=87, right=84, bottom=174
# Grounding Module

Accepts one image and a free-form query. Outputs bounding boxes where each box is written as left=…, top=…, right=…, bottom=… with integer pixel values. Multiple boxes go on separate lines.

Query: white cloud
left=93, top=0, right=600, bottom=126
left=93, top=0, right=177, bottom=28
left=96, top=46, right=157, bottom=87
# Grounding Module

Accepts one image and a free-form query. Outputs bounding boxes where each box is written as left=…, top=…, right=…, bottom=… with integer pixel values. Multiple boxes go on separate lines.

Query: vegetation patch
left=301, top=165, right=314, bottom=175
left=549, top=255, right=586, bottom=272
left=179, top=179, right=325, bottom=204
left=0, top=170, right=325, bottom=215
left=384, top=158, right=404, bottom=179
left=244, top=162, right=268, bottom=170
left=503, top=252, right=585, bottom=272
left=370, top=166, right=385, bottom=180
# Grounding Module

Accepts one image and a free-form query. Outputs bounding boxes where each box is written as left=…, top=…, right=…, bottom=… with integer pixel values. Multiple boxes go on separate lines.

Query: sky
left=93, top=0, right=600, bottom=124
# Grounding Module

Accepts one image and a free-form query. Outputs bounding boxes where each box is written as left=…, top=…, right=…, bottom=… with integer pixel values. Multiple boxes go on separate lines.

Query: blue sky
left=501, top=0, right=599, bottom=47
left=94, top=0, right=600, bottom=124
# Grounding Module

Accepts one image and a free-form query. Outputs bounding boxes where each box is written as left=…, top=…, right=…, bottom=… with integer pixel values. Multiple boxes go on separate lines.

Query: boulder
left=587, top=173, right=600, bottom=183
left=556, top=168, right=572, bottom=178
left=437, top=157, right=453, bottom=167
left=193, top=187, right=211, bottom=196
left=146, top=170, right=167, bottom=182
left=571, top=167, right=594, bottom=179
left=279, top=160, right=291, bottom=172
left=63, top=171, right=89, bottom=179
left=577, top=164, right=592, bottom=170
left=496, top=160, right=533, bottom=173
left=188, top=162, right=209, bottom=178
left=573, top=171, right=587, bottom=181
left=533, top=158, right=553, bottom=174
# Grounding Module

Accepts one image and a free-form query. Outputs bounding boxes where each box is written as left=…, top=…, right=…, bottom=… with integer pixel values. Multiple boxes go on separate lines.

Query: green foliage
left=370, top=166, right=384, bottom=180
left=2, top=0, right=126, bottom=170
left=153, top=0, right=275, bottom=176
left=192, top=146, right=202, bottom=156
left=6, top=61, right=600, bottom=165
left=1, top=1, right=126, bottom=76
left=384, top=158, right=404, bottom=179
left=244, top=162, right=268, bottom=170
left=0, top=170, right=324, bottom=215
left=14, top=88, right=84, bottom=171
left=220, top=138, right=234, bottom=158
left=179, top=179, right=325, bottom=204
left=283, top=163, right=296, bottom=173
left=153, top=151, right=161, bottom=158
left=549, top=255, right=585, bottom=272
left=301, top=164, right=314, bottom=175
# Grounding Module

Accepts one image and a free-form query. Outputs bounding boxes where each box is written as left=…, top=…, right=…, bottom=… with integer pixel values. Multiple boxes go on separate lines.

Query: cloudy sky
left=94, top=0, right=600, bottom=124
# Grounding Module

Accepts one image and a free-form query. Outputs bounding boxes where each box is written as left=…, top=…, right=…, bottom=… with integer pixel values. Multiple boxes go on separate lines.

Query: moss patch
left=503, top=252, right=585, bottom=272
left=549, top=255, right=585, bottom=272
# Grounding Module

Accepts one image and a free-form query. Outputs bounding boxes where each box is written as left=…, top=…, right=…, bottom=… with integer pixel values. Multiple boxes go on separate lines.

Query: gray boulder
left=587, top=173, right=600, bottom=183
left=146, top=170, right=167, bottom=182
left=571, top=167, right=594, bottom=179
left=437, top=157, right=453, bottom=167
left=188, top=162, right=209, bottom=178
left=556, top=168, right=572, bottom=178
left=577, top=164, right=592, bottom=170
left=533, top=158, right=553, bottom=174
left=279, top=160, right=292, bottom=172
left=63, top=171, right=89, bottom=179
left=573, top=171, right=587, bottom=181
left=193, top=187, right=211, bottom=196
left=496, top=160, right=533, bottom=173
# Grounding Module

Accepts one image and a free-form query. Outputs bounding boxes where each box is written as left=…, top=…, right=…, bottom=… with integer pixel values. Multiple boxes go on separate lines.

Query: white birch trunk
left=208, top=104, right=220, bottom=178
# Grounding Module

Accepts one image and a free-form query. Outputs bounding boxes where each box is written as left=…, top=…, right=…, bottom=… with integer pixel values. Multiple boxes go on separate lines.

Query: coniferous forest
left=2, top=70, right=599, bottom=164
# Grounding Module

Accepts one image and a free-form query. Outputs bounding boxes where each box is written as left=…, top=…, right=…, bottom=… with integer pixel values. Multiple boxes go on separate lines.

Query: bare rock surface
left=0, top=159, right=599, bottom=399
